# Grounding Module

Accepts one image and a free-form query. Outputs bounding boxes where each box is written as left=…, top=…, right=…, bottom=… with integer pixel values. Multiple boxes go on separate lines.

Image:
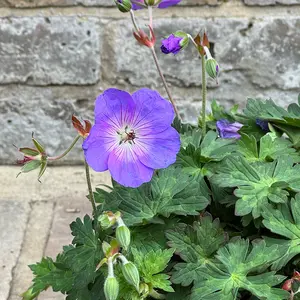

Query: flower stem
left=201, top=54, right=207, bottom=139
left=150, top=46, right=180, bottom=119
left=130, top=9, right=139, bottom=32
left=84, top=158, right=97, bottom=215
left=148, top=6, right=153, bottom=28
left=47, top=135, right=81, bottom=161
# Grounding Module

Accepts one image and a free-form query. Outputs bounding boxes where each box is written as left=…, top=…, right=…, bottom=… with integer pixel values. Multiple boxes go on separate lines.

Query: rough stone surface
left=0, top=166, right=111, bottom=203
left=0, top=17, right=101, bottom=85
left=1, top=0, right=113, bottom=7
left=0, top=201, right=29, bottom=300
left=107, top=16, right=300, bottom=102
left=0, top=85, right=97, bottom=165
left=244, top=0, right=300, bottom=5
left=8, top=201, right=55, bottom=300
left=0, top=0, right=220, bottom=7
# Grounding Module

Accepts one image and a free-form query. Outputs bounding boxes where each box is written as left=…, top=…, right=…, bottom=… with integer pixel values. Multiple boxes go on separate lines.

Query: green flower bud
left=114, top=0, right=132, bottom=13
left=205, top=58, right=219, bottom=80
left=122, top=261, right=140, bottom=291
left=174, top=31, right=189, bottom=50
left=104, top=276, right=119, bottom=300
left=98, top=212, right=116, bottom=230
left=116, top=225, right=131, bottom=250
left=145, top=0, right=155, bottom=5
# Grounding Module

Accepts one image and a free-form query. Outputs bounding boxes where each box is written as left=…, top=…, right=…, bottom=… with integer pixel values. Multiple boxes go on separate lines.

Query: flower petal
left=134, top=127, right=180, bottom=169
left=131, top=88, right=175, bottom=134
left=83, top=123, right=118, bottom=172
left=131, top=0, right=144, bottom=10
left=108, top=145, right=154, bottom=188
left=95, top=88, right=135, bottom=129
left=158, top=0, right=181, bottom=8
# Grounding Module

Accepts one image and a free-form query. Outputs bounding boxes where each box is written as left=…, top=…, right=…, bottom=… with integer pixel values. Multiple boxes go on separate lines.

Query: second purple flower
left=83, top=88, right=180, bottom=188
left=216, top=119, right=243, bottom=139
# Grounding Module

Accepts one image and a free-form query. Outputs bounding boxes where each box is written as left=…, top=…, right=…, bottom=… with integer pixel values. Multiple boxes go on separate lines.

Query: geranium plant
left=18, top=1, right=300, bottom=300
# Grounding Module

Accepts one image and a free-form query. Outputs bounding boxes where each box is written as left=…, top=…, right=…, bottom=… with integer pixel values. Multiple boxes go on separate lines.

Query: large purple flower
left=161, top=34, right=183, bottom=55
left=83, top=88, right=180, bottom=188
left=216, top=119, right=243, bottom=139
left=131, top=0, right=181, bottom=10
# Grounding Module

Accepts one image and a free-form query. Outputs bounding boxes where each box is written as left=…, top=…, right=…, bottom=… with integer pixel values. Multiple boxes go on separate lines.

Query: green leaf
left=132, top=248, right=174, bottom=292
left=97, top=166, right=210, bottom=226
left=212, top=156, right=300, bottom=218
left=262, top=194, right=300, bottom=270
left=273, top=123, right=300, bottom=148
left=237, top=132, right=299, bottom=163
left=244, top=98, right=300, bottom=127
left=191, top=239, right=289, bottom=300
left=200, top=131, right=237, bottom=163
left=29, top=257, right=74, bottom=294
left=166, top=214, right=227, bottom=286
left=21, top=160, right=41, bottom=173
left=172, top=116, right=195, bottom=134
left=166, top=285, right=191, bottom=300
left=176, top=130, right=236, bottom=178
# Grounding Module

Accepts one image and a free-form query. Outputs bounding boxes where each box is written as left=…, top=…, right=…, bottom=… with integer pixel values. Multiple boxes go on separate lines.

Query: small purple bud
left=256, top=119, right=269, bottom=132
left=216, top=119, right=243, bottom=139
left=161, top=34, right=183, bottom=55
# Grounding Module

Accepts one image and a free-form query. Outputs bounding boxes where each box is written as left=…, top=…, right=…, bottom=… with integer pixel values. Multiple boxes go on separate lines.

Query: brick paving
left=0, top=166, right=111, bottom=300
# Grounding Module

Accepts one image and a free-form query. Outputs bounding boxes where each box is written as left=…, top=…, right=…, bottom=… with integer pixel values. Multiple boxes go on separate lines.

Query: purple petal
left=161, top=34, right=182, bottom=55
left=94, top=88, right=135, bottom=128
left=158, top=0, right=181, bottom=8
left=131, top=88, right=175, bottom=134
left=131, top=0, right=144, bottom=10
left=108, top=145, right=154, bottom=187
left=83, top=123, right=118, bottom=172
left=216, top=119, right=243, bottom=139
left=134, top=127, right=180, bottom=169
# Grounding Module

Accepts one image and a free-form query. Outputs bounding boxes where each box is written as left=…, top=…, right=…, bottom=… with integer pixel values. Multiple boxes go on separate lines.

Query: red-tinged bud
left=282, top=279, right=293, bottom=291
left=133, top=26, right=156, bottom=48
left=194, top=32, right=210, bottom=57
left=72, top=115, right=91, bottom=138
left=293, top=271, right=300, bottom=281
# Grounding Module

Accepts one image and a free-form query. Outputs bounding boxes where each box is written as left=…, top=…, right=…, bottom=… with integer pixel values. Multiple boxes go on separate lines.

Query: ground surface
left=0, top=166, right=111, bottom=300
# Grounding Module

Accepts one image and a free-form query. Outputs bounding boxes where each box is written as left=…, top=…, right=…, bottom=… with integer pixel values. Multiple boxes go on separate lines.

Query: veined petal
left=134, top=127, right=180, bottom=169
left=131, top=0, right=144, bottom=10
left=95, top=88, right=136, bottom=128
left=83, top=123, right=118, bottom=172
left=108, top=144, right=154, bottom=188
left=131, top=88, right=175, bottom=133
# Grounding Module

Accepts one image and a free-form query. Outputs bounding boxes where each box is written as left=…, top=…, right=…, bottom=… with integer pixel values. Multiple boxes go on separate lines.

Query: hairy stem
left=84, top=158, right=97, bottom=215
left=48, top=135, right=81, bottom=161
left=201, top=54, right=207, bottom=138
left=150, top=46, right=180, bottom=118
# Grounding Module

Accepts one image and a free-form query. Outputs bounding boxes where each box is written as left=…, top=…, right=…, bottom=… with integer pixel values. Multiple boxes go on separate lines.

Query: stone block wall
left=1, top=0, right=300, bottom=164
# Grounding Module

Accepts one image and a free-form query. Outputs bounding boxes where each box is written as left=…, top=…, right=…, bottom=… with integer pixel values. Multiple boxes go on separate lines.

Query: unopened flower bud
left=98, top=212, right=116, bottom=230
left=206, top=58, right=219, bottom=81
left=104, top=276, right=119, bottom=300
left=282, top=279, right=293, bottom=291
left=114, top=0, right=132, bottom=13
left=122, top=261, right=140, bottom=291
left=145, top=0, right=155, bottom=5
left=161, top=31, right=189, bottom=55
left=116, top=224, right=131, bottom=250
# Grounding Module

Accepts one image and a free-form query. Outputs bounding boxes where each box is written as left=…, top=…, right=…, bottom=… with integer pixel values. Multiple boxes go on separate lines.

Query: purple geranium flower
left=132, top=0, right=181, bottom=10
left=83, top=88, right=180, bottom=188
left=216, top=119, right=243, bottom=139
left=161, top=34, right=183, bottom=55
